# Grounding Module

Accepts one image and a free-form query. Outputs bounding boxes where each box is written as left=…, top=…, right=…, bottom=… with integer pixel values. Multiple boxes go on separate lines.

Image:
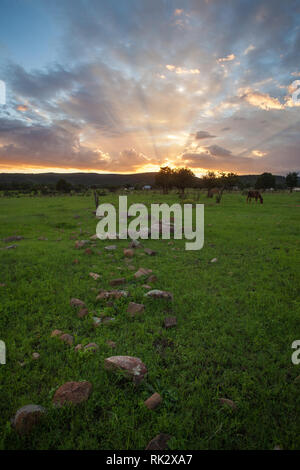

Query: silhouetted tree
left=173, top=167, right=196, bottom=195
left=56, top=178, right=72, bottom=193
left=286, top=172, right=299, bottom=192
left=255, top=172, right=275, bottom=190
left=155, top=166, right=174, bottom=194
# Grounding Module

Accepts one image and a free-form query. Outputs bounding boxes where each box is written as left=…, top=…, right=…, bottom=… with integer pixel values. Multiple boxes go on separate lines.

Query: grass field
left=0, top=191, right=300, bottom=450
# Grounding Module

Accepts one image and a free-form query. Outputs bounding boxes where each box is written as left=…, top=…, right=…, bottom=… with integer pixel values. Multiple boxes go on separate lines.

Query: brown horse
left=247, top=190, right=263, bottom=204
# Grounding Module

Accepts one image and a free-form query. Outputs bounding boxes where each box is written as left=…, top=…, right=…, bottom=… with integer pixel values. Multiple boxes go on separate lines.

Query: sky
left=0, top=0, right=300, bottom=176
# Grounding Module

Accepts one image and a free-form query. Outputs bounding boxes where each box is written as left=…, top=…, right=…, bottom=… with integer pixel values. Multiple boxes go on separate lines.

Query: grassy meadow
left=0, top=190, right=300, bottom=450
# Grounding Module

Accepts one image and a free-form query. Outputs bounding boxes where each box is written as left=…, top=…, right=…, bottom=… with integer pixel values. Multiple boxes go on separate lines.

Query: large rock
left=13, top=404, right=46, bottom=434
left=104, top=356, right=147, bottom=384
left=134, top=268, right=152, bottom=279
left=145, top=290, right=173, bottom=300
left=53, top=381, right=92, bottom=406
left=127, top=302, right=145, bottom=317
left=123, top=248, right=134, bottom=257
left=60, top=333, right=74, bottom=346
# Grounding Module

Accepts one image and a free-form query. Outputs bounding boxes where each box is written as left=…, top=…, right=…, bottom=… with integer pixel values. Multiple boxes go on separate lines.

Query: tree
left=202, top=171, right=218, bottom=197
left=216, top=172, right=239, bottom=203
left=286, top=172, right=299, bottom=192
left=56, top=178, right=72, bottom=193
left=173, top=167, right=196, bottom=196
left=255, top=172, right=276, bottom=190
left=155, top=166, right=174, bottom=194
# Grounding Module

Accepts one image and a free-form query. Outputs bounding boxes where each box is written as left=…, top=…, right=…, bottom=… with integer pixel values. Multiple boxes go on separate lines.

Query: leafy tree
left=286, top=172, right=299, bottom=192
left=202, top=171, right=218, bottom=197
left=255, top=172, right=276, bottom=190
left=173, top=167, right=196, bottom=195
left=155, top=166, right=174, bottom=194
left=56, top=179, right=72, bottom=193
left=216, top=172, right=239, bottom=203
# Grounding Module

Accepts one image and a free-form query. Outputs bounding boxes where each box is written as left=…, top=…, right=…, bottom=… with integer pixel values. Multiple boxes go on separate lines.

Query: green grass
left=0, top=191, right=300, bottom=450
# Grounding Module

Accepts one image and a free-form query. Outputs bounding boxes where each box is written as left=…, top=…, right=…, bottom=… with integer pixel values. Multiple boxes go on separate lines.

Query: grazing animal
left=247, top=190, right=263, bottom=204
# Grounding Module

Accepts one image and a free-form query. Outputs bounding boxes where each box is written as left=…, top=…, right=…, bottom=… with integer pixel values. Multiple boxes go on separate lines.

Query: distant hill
left=0, top=172, right=291, bottom=188
left=0, top=172, right=157, bottom=187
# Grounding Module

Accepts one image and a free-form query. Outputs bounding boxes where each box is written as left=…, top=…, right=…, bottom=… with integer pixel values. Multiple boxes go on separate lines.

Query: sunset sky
left=0, top=0, right=300, bottom=175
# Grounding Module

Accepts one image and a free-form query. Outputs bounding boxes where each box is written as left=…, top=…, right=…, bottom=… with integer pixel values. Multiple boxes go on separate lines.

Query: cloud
left=239, top=88, right=284, bottom=110
left=217, top=54, right=235, bottom=63
left=195, top=131, right=216, bottom=140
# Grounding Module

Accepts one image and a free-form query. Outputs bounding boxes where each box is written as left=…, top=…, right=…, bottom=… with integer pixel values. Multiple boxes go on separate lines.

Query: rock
left=90, top=234, right=98, bottom=240
left=93, top=316, right=115, bottom=326
left=13, top=405, right=46, bottom=434
left=129, top=239, right=142, bottom=248
left=127, top=302, right=145, bottom=316
left=110, top=277, right=126, bottom=286
left=70, top=298, right=85, bottom=308
left=53, top=381, right=92, bottom=406
left=104, top=356, right=147, bottom=384
left=5, top=244, right=17, bottom=249
left=93, top=316, right=102, bottom=326
left=134, top=268, right=153, bottom=279
left=38, top=237, right=48, bottom=241
left=32, top=352, right=40, bottom=360
left=84, top=342, right=99, bottom=351
left=127, top=265, right=136, bottom=271
left=105, top=245, right=117, bottom=251
left=164, top=317, right=177, bottom=329
left=3, top=235, right=23, bottom=242
left=96, top=290, right=128, bottom=300
left=78, top=307, right=89, bottom=318
left=145, top=290, right=173, bottom=300
left=51, top=329, right=62, bottom=337
left=211, top=258, right=218, bottom=263
left=274, top=445, right=283, bottom=450
left=60, top=334, right=74, bottom=346
left=75, top=240, right=89, bottom=249
left=106, top=340, right=116, bottom=348
left=219, top=398, right=237, bottom=410
left=144, top=393, right=162, bottom=410
left=75, top=344, right=83, bottom=351
left=124, top=248, right=134, bottom=257
left=148, top=275, right=157, bottom=283
left=89, top=272, right=100, bottom=280
left=85, top=248, right=92, bottom=255
left=145, top=433, right=171, bottom=450
left=144, top=248, right=156, bottom=256
left=142, top=284, right=151, bottom=289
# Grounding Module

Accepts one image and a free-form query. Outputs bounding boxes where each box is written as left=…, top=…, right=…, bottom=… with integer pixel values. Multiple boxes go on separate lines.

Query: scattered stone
left=142, top=284, right=151, bottom=289
left=211, top=258, right=218, bottom=263
left=78, top=307, right=89, bottom=318
left=164, top=317, right=177, bottom=329
left=145, top=433, right=171, bottom=450
left=53, top=381, right=92, bottom=406
left=105, top=245, right=117, bottom=251
left=75, top=240, right=89, bottom=249
left=84, top=342, right=99, bottom=351
left=92, top=316, right=102, bottom=326
left=144, top=248, right=156, bottom=256
left=110, top=277, right=126, bottom=286
left=90, top=234, right=98, bottom=240
left=32, top=352, right=40, bottom=360
left=148, top=275, right=157, bottom=283
left=124, top=248, right=134, bottom=257
left=127, top=302, right=145, bottom=316
left=60, top=334, right=74, bottom=346
left=38, top=237, right=48, bottom=241
left=144, top=393, right=162, bottom=410
left=96, top=290, right=128, bottom=300
left=219, top=397, right=237, bottom=410
left=5, top=244, right=17, bottom=249
left=104, top=356, right=147, bottom=384
left=127, top=265, right=135, bottom=271
left=13, top=405, right=46, bottom=434
left=89, top=272, right=100, bottom=280
left=3, top=235, right=24, bottom=242
left=75, top=344, right=83, bottom=351
left=51, top=329, right=62, bottom=337
left=85, top=248, right=92, bottom=255
left=129, top=239, right=142, bottom=248
left=145, top=290, right=173, bottom=300
left=70, top=298, right=85, bottom=308
left=134, top=268, right=152, bottom=279
left=106, top=340, right=116, bottom=348
left=167, top=241, right=174, bottom=246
